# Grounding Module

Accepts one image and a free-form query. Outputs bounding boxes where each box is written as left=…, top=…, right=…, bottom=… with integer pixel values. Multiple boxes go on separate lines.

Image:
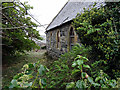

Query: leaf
left=81, top=72, right=86, bottom=78
left=77, top=60, right=83, bottom=66
left=95, top=76, right=101, bottom=82
left=93, top=83, right=100, bottom=87
left=23, top=82, right=32, bottom=87
left=108, top=80, right=116, bottom=87
left=74, top=55, right=82, bottom=60
left=9, top=84, right=14, bottom=88
left=66, top=82, right=75, bottom=89
left=82, top=57, right=89, bottom=62
left=39, top=79, right=43, bottom=88
left=13, top=75, right=19, bottom=79
left=38, top=65, right=46, bottom=76
left=41, top=78, right=47, bottom=86
left=29, top=82, right=33, bottom=86
left=83, top=64, right=90, bottom=69
left=33, top=63, right=36, bottom=67
left=11, top=79, right=18, bottom=86
left=77, top=66, right=82, bottom=71
left=28, top=63, right=34, bottom=68
left=88, top=77, right=94, bottom=84
left=72, top=69, right=80, bottom=75
left=29, top=75, right=33, bottom=79
left=76, top=80, right=86, bottom=88
left=72, top=62, right=77, bottom=67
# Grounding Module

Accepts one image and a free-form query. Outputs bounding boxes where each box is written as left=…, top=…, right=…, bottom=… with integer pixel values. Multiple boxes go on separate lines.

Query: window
left=69, top=27, right=74, bottom=50
left=56, top=30, right=60, bottom=48
left=50, top=33, right=52, bottom=47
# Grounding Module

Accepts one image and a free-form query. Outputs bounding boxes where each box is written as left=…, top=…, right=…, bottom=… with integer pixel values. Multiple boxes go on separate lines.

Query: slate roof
left=46, top=0, right=105, bottom=31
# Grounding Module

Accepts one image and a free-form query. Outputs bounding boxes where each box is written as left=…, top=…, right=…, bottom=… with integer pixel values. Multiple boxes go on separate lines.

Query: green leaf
left=93, top=83, right=100, bottom=87
left=72, top=62, right=77, bottom=67
left=76, top=80, right=86, bottom=88
left=77, top=60, right=83, bottom=66
left=11, top=79, right=18, bottom=87
left=66, top=82, right=75, bottom=89
left=13, top=75, right=19, bottom=79
left=41, top=78, right=47, bottom=86
left=83, top=64, right=90, bottom=69
left=39, top=79, right=43, bottom=88
left=74, top=55, right=82, bottom=60
left=88, top=77, right=94, bottom=84
left=9, top=84, right=14, bottom=88
left=28, top=63, right=34, bottom=68
left=38, top=65, right=46, bottom=76
left=108, top=80, right=116, bottom=87
left=72, top=69, right=80, bottom=75
left=29, top=75, right=33, bottom=79
left=82, top=57, right=89, bottom=62
left=23, top=82, right=32, bottom=87
left=95, top=76, right=101, bottom=82
left=77, top=66, right=82, bottom=71
left=81, top=72, right=86, bottom=78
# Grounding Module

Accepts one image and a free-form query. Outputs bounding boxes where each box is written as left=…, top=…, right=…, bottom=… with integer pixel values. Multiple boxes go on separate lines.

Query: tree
left=72, top=2, right=120, bottom=76
left=2, top=1, right=43, bottom=56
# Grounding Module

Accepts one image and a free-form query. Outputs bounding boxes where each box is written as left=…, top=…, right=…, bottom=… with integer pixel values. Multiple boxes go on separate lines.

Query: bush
left=72, top=2, right=120, bottom=78
left=66, top=55, right=118, bottom=89
left=45, top=43, right=91, bottom=88
left=8, top=62, right=48, bottom=88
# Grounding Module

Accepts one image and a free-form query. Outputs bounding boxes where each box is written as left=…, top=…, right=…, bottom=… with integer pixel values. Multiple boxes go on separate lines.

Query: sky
left=20, top=0, right=68, bottom=35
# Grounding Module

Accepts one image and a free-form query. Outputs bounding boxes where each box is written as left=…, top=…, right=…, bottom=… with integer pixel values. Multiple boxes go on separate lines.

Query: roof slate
left=46, top=0, right=105, bottom=31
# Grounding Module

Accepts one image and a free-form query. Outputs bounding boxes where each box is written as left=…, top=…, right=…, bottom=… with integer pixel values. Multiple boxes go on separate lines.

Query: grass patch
left=2, top=50, right=48, bottom=88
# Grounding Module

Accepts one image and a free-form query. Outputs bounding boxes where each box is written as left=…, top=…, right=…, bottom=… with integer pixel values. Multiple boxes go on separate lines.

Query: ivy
left=72, top=2, right=120, bottom=72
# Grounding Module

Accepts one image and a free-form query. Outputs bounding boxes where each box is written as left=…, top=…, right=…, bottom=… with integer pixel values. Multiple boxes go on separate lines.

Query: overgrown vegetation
left=4, top=1, right=120, bottom=89
left=2, top=1, right=42, bottom=58
left=9, top=62, right=48, bottom=88
left=73, top=2, right=120, bottom=78
left=6, top=44, right=120, bottom=89
left=2, top=50, right=46, bottom=88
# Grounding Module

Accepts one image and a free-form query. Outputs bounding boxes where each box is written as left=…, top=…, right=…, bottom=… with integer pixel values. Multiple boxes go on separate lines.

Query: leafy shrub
left=2, top=2, right=43, bottom=56
left=45, top=43, right=91, bottom=88
left=8, top=62, right=48, bottom=88
left=66, top=55, right=117, bottom=89
left=73, top=2, right=120, bottom=78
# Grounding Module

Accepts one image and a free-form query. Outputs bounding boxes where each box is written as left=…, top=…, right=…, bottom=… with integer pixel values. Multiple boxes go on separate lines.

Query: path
left=2, top=50, right=47, bottom=88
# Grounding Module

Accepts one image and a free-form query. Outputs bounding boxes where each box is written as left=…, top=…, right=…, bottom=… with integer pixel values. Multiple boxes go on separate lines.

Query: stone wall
left=46, top=22, right=80, bottom=58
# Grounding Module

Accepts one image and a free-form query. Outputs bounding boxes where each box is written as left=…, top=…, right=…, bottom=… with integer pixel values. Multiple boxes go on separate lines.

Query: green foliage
left=66, top=82, right=75, bottom=89
left=6, top=45, right=119, bottom=89
left=5, top=2, right=120, bottom=89
left=93, top=70, right=117, bottom=88
left=9, top=62, right=48, bottom=88
left=72, top=55, right=90, bottom=77
left=45, top=44, right=90, bottom=88
left=72, top=2, right=120, bottom=77
left=2, top=1, right=42, bottom=56
left=68, top=55, right=117, bottom=89
left=91, top=60, right=108, bottom=78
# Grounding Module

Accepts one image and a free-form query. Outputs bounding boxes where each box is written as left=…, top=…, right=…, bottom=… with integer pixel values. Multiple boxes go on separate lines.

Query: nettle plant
left=66, top=55, right=117, bottom=89
left=9, top=61, right=48, bottom=88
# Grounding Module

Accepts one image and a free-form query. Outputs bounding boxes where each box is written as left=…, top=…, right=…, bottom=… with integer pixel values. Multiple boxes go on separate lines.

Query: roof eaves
left=46, top=1, right=69, bottom=31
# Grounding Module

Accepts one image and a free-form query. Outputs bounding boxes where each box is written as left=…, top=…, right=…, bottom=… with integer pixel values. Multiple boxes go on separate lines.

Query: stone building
left=46, top=0, right=104, bottom=58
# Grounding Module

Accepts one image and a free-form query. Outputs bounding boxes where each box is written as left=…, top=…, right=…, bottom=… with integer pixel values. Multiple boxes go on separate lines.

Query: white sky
left=20, top=0, right=68, bottom=35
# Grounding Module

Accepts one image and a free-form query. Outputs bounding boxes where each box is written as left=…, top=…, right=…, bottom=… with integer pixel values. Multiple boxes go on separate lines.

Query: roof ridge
left=46, top=0, right=69, bottom=31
